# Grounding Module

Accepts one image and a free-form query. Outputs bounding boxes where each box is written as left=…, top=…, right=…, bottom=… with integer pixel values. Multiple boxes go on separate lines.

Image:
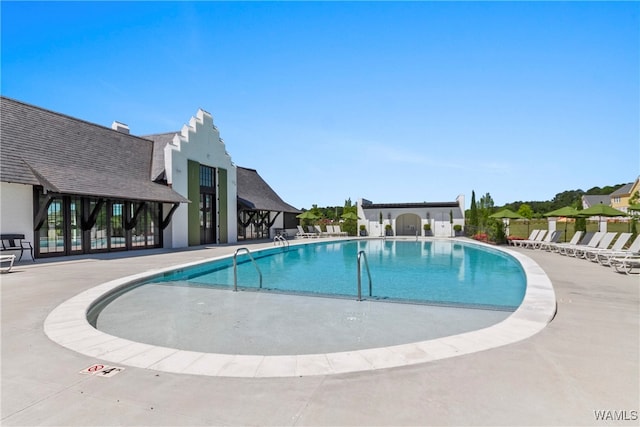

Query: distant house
left=582, top=195, right=611, bottom=209
left=580, top=178, right=640, bottom=214
left=0, top=96, right=298, bottom=258
left=610, top=177, right=640, bottom=213
left=357, top=196, right=465, bottom=237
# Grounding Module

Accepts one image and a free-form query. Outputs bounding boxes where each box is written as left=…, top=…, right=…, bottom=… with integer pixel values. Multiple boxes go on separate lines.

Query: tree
left=468, top=190, right=479, bottom=235
left=478, top=192, right=495, bottom=232
left=517, top=204, right=534, bottom=220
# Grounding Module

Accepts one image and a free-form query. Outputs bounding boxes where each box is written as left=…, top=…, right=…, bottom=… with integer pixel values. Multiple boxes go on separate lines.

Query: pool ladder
left=273, top=235, right=289, bottom=248
left=357, top=250, right=372, bottom=301
left=233, top=247, right=263, bottom=292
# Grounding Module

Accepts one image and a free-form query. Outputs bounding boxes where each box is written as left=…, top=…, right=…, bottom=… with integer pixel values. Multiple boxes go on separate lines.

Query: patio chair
left=519, top=230, right=547, bottom=249
left=536, top=231, right=564, bottom=250
left=0, top=254, right=16, bottom=273
left=546, top=231, right=583, bottom=252
left=596, top=234, right=640, bottom=266
left=584, top=232, right=631, bottom=262
left=559, top=231, right=604, bottom=257
left=509, top=229, right=537, bottom=246
left=296, top=225, right=317, bottom=239
left=611, top=254, right=640, bottom=275
left=512, top=230, right=540, bottom=247
left=314, top=225, right=329, bottom=237
left=333, top=225, right=348, bottom=237
left=573, top=232, right=617, bottom=259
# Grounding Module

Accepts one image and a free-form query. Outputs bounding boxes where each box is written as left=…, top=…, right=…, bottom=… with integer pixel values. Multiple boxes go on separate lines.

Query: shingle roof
left=0, top=97, right=187, bottom=203
left=582, top=195, right=610, bottom=207
left=236, top=167, right=300, bottom=213
left=143, top=132, right=176, bottom=182
left=610, top=183, right=633, bottom=196
left=362, top=202, right=460, bottom=209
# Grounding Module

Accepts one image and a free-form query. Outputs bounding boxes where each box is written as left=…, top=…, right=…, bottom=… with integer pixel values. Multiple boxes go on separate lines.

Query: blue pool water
left=148, top=240, right=526, bottom=310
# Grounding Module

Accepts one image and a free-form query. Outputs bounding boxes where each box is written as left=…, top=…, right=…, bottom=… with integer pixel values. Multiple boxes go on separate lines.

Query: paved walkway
left=1, top=240, right=638, bottom=426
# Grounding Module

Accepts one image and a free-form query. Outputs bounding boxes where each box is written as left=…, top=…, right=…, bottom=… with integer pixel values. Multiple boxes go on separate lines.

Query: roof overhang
left=24, top=159, right=188, bottom=204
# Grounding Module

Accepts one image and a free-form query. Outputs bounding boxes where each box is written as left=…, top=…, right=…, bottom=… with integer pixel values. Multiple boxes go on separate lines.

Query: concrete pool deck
left=2, top=239, right=639, bottom=425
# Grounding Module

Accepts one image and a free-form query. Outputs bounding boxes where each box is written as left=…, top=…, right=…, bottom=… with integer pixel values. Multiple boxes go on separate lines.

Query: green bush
left=488, top=219, right=506, bottom=244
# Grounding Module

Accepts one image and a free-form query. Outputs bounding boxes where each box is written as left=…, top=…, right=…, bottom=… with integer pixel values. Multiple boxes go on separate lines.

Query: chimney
left=111, top=121, right=130, bottom=134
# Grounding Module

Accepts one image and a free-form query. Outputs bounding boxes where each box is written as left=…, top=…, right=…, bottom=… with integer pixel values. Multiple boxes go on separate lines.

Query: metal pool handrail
left=357, top=250, right=372, bottom=301
left=273, top=235, right=289, bottom=248
left=233, top=247, right=263, bottom=291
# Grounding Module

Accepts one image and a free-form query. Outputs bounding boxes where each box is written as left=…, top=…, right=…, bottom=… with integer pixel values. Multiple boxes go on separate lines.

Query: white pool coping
left=44, top=239, right=556, bottom=378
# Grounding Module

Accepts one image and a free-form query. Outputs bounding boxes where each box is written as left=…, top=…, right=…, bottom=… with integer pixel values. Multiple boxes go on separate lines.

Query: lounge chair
left=584, top=232, right=631, bottom=262
left=547, top=231, right=583, bottom=252
left=0, top=254, right=16, bottom=273
left=519, top=230, right=547, bottom=249
left=573, top=232, right=617, bottom=259
left=314, top=225, right=329, bottom=237
left=531, top=230, right=563, bottom=250
left=559, top=231, right=604, bottom=257
left=512, top=230, right=540, bottom=247
left=296, top=225, right=318, bottom=239
left=596, top=234, right=640, bottom=266
left=333, top=225, right=348, bottom=237
left=611, top=254, right=640, bottom=274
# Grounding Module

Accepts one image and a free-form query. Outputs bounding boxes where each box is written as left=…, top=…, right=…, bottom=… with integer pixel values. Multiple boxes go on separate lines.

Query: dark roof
left=143, top=132, right=176, bottom=182
left=236, top=167, right=300, bottom=213
left=610, top=182, right=633, bottom=196
left=583, top=195, right=610, bottom=207
left=362, top=201, right=460, bottom=209
left=0, top=96, right=187, bottom=203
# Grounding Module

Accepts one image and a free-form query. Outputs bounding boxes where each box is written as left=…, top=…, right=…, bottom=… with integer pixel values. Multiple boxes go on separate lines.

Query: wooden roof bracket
left=125, top=202, right=147, bottom=230
left=33, top=193, right=55, bottom=231
left=160, top=203, right=180, bottom=230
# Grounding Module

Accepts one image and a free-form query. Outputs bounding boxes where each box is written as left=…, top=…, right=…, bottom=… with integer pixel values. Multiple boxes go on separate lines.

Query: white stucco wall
left=164, top=109, right=237, bottom=247
left=357, top=197, right=465, bottom=238
left=0, top=182, right=34, bottom=241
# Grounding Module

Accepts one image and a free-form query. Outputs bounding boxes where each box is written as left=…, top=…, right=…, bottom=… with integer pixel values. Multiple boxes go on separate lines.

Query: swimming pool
left=45, top=239, right=556, bottom=377
left=143, top=239, right=526, bottom=310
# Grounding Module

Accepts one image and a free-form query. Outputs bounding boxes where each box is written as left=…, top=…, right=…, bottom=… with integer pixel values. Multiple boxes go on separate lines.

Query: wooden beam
left=81, top=199, right=105, bottom=230
left=160, top=203, right=180, bottom=230
left=33, top=193, right=55, bottom=231
left=125, top=202, right=146, bottom=230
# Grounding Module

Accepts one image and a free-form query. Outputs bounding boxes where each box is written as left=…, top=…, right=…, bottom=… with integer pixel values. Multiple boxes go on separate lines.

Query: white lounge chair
left=520, top=230, right=547, bottom=249
left=611, top=254, right=640, bottom=274
left=512, top=230, right=540, bottom=247
left=333, top=225, right=348, bottom=237
left=0, top=254, right=16, bottom=273
left=532, top=230, right=563, bottom=250
left=326, top=225, right=339, bottom=237
left=546, top=231, right=583, bottom=252
left=573, top=232, right=617, bottom=259
left=584, top=232, right=631, bottom=262
left=509, top=229, right=537, bottom=246
left=296, top=225, right=318, bottom=239
left=597, top=234, right=640, bottom=266
left=558, top=231, right=603, bottom=256
left=314, top=225, right=329, bottom=237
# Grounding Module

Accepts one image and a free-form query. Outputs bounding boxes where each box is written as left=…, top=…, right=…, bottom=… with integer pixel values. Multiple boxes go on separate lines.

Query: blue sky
left=2, top=1, right=638, bottom=209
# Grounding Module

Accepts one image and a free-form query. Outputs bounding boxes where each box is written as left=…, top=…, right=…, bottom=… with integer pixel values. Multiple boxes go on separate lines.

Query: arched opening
left=395, top=213, right=421, bottom=236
